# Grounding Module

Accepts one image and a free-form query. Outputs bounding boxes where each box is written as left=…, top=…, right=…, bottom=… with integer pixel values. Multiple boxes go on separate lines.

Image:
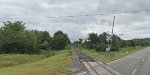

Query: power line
left=0, top=9, right=150, bottom=19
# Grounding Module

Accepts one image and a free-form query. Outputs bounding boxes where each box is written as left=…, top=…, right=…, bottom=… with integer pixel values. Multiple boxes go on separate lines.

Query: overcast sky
left=0, top=0, right=150, bottom=41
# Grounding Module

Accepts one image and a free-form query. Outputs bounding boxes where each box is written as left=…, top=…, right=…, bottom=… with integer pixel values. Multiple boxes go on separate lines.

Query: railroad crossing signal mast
left=106, top=16, right=115, bottom=52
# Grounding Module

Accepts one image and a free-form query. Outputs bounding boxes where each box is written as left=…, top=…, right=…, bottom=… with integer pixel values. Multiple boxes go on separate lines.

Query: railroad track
left=72, top=46, right=94, bottom=62
left=72, top=45, right=114, bottom=75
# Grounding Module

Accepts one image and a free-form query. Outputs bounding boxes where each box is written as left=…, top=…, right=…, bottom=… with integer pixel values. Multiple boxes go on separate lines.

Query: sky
left=0, top=0, right=150, bottom=41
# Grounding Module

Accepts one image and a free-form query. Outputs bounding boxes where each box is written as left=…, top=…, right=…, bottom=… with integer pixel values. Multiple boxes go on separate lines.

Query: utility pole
left=112, top=16, right=115, bottom=35
left=106, top=16, right=115, bottom=52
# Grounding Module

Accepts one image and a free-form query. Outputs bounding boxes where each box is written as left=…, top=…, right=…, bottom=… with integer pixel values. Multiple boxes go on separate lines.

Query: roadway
left=107, top=47, right=150, bottom=75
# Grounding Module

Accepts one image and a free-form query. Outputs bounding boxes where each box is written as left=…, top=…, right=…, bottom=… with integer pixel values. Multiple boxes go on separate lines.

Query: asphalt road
left=107, top=47, right=150, bottom=75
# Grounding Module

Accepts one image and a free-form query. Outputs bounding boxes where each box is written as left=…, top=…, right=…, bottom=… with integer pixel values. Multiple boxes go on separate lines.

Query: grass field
left=81, top=47, right=146, bottom=62
left=0, top=54, right=46, bottom=68
left=0, top=50, right=58, bottom=68
left=0, top=50, right=72, bottom=75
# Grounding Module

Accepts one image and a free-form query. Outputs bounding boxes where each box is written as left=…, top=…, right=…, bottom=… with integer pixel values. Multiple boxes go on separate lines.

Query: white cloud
left=0, top=0, right=150, bottom=41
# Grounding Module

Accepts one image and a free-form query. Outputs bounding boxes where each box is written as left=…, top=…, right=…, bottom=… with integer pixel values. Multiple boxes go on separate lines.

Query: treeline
left=121, top=38, right=150, bottom=48
left=75, top=32, right=150, bottom=52
left=0, top=21, right=70, bottom=54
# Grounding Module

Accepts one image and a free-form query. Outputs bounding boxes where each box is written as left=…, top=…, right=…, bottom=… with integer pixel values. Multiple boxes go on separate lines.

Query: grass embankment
left=0, top=50, right=72, bottom=75
left=81, top=47, right=146, bottom=62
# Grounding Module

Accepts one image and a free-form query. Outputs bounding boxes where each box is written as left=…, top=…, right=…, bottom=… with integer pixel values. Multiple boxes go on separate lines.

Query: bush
left=41, top=50, right=55, bottom=57
left=65, top=44, right=71, bottom=50
left=96, top=43, right=107, bottom=52
left=111, top=44, right=120, bottom=51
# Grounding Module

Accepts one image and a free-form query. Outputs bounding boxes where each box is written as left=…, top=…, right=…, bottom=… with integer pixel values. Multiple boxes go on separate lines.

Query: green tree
left=120, top=40, right=129, bottom=48
left=79, top=38, right=83, bottom=44
left=42, top=31, right=53, bottom=49
left=0, top=21, right=26, bottom=53
left=41, top=41, right=49, bottom=50
left=96, top=43, right=107, bottom=52
left=0, top=21, right=72, bottom=54
left=25, top=31, right=39, bottom=53
left=99, top=32, right=107, bottom=43
left=111, top=35, right=121, bottom=51
left=129, top=40, right=136, bottom=47
left=52, top=31, right=70, bottom=50
left=34, top=30, right=52, bottom=50
left=87, top=33, right=99, bottom=49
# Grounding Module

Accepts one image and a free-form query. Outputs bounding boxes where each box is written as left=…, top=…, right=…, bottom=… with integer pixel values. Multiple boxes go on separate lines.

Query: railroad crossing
left=69, top=45, right=121, bottom=75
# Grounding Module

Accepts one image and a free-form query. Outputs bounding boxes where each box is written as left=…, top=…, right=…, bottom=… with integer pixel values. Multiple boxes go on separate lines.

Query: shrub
left=96, top=43, right=107, bottom=52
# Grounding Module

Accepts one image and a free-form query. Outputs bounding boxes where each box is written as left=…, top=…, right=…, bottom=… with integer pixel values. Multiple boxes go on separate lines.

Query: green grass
left=0, top=50, right=72, bottom=75
left=0, top=50, right=58, bottom=68
left=81, top=47, right=146, bottom=62
left=0, top=54, right=46, bottom=68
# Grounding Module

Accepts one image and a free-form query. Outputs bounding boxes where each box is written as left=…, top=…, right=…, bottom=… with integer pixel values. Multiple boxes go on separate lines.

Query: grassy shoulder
left=81, top=47, right=146, bottom=63
left=0, top=50, right=72, bottom=75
